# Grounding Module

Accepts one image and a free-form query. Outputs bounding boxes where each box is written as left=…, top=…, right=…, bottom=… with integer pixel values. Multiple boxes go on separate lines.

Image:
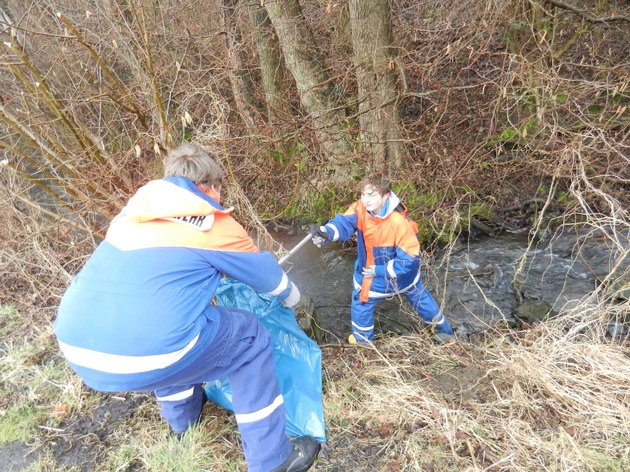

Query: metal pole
left=278, top=233, right=313, bottom=265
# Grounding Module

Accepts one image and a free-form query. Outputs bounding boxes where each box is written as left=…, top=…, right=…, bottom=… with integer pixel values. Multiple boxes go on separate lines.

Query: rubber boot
left=269, top=436, right=320, bottom=472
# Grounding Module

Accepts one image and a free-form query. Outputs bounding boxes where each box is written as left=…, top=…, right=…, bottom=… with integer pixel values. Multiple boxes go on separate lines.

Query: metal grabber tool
left=278, top=230, right=315, bottom=265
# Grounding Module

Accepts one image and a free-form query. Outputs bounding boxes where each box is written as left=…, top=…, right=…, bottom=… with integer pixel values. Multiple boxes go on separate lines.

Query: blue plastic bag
left=204, top=278, right=326, bottom=442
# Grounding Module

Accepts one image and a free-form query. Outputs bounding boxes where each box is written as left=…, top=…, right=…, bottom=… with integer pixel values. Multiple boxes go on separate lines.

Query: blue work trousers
left=144, top=306, right=292, bottom=472
left=351, top=282, right=454, bottom=343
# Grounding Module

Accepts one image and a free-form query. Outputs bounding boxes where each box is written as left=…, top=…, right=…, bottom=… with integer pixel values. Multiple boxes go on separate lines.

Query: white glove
left=310, top=225, right=330, bottom=248
left=282, top=283, right=301, bottom=307
left=361, top=265, right=377, bottom=278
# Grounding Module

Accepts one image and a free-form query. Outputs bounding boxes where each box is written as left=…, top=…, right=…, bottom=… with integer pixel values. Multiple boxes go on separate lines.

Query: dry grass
left=318, top=311, right=629, bottom=471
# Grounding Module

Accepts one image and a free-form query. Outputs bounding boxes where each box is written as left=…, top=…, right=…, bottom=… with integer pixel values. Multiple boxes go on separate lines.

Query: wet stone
left=512, top=300, right=557, bottom=324
left=595, top=275, right=630, bottom=302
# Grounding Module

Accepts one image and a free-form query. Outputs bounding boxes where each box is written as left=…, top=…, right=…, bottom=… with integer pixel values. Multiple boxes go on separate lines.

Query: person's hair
left=357, top=174, right=391, bottom=195
left=163, top=143, right=224, bottom=190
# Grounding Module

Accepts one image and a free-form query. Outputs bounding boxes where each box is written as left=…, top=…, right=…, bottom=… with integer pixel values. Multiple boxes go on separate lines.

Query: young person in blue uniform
left=311, top=174, right=455, bottom=344
left=55, top=143, right=319, bottom=472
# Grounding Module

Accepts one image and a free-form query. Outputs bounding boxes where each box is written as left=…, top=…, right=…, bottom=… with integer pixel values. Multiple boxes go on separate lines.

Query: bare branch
left=545, top=0, right=630, bottom=24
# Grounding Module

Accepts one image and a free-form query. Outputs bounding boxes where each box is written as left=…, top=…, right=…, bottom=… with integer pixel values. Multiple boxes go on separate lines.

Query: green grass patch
left=105, top=418, right=243, bottom=472
left=0, top=405, right=47, bottom=444
left=0, top=304, right=86, bottom=446
left=0, top=304, right=20, bottom=337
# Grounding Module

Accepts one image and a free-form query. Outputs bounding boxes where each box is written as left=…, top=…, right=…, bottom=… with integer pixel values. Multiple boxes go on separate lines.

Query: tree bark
left=263, top=0, right=351, bottom=178
left=249, top=3, right=290, bottom=127
left=222, top=0, right=263, bottom=137
left=348, top=0, right=402, bottom=173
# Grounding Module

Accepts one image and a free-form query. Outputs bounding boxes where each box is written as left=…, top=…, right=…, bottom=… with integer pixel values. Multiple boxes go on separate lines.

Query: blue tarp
left=204, top=278, right=326, bottom=442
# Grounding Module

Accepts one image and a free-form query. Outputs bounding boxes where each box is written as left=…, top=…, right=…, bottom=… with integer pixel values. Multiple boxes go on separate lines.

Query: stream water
left=271, top=225, right=629, bottom=343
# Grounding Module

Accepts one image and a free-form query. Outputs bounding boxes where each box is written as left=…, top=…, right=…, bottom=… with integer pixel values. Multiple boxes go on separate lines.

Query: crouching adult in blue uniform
left=54, top=143, right=320, bottom=472
left=311, top=174, right=455, bottom=345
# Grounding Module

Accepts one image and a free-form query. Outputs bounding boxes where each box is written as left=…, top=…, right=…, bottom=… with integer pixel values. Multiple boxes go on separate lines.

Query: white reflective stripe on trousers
left=234, top=394, right=284, bottom=424
left=156, top=387, right=195, bottom=402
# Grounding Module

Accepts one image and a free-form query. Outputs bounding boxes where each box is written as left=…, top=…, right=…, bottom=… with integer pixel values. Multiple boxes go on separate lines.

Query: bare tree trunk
left=348, top=0, right=402, bottom=172
left=263, top=0, right=351, bottom=179
left=222, top=0, right=263, bottom=137
left=249, top=3, right=290, bottom=127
